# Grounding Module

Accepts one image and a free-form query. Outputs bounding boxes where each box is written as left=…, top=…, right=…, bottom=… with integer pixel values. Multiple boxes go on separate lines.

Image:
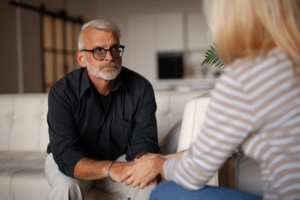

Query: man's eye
left=95, top=48, right=102, bottom=53
left=112, top=47, right=118, bottom=51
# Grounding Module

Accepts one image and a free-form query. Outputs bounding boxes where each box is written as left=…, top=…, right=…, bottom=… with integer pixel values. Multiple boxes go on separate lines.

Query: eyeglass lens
left=93, top=47, right=124, bottom=60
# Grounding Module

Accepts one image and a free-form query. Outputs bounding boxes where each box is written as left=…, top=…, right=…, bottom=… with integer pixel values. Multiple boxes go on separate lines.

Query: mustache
left=99, top=62, right=120, bottom=69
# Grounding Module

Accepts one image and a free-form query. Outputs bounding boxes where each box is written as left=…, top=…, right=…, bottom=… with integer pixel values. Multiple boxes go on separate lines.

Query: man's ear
left=76, top=51, right=86, bottom=68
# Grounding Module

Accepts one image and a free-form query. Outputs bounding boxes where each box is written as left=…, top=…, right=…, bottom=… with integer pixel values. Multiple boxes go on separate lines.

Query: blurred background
left=0, top=0, right=222, bottom=94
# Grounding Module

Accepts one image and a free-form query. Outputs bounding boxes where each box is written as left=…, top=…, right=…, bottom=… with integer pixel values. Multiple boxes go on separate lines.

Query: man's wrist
left=108, top=161, right=116, bottom=182
left=134, top=151, right=149, bottom=161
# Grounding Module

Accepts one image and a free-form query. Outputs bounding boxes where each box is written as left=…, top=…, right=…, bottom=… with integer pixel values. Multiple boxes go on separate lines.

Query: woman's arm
left=162, top=72, right=254, bottom=190
left=163, top=150, right=186, bottom=159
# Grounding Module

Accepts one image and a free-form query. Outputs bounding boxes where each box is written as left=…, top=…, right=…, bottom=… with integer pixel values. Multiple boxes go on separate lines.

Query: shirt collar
left=111, top=69, right=128, bottom=93
left=79, top=67, right=128, bottom=99
left=79, top=68, right=93, bottom=99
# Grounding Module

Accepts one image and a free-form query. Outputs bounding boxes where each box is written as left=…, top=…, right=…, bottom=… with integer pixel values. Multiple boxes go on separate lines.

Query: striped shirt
left=163, top=48, right=300, bottom=200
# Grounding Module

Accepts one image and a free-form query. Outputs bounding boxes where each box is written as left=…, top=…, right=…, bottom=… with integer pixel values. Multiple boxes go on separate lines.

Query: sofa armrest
left=235, top=154, right=263, bottom=196
left=176, top=95, right=218, bottom=186
left=176, top=97, right=210, bottom=152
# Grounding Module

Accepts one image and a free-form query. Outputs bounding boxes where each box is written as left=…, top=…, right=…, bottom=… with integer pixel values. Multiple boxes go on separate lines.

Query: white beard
left=85, top=59, right=121, bottom=80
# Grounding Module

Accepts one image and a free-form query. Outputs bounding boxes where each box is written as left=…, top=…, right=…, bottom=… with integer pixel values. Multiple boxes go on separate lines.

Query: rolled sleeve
left=126, top=81, right=160, bottom=161
left=48, top=88, right=86, bottom=177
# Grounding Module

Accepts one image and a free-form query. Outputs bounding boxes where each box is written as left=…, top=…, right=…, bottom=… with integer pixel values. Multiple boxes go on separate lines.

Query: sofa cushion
left=155, top=91, right=209, bottom=143
left=11, top=168, right=50, bottom=200
left=176, top=94, right=218, bottom=186
left=0, top=95, right=49, bottom=152
left=235, top=155, right=263, bottom=196
left=0, top=151, right=49, bottom=200
left=0, top=151, right=47, bottom=168
left=159, top=120, right=182, bottom=155
left=177, top=95, right=210, bottom=152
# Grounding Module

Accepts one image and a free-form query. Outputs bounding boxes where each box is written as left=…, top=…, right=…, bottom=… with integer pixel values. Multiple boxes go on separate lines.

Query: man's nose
left=104, top=50, right=114, bottom=61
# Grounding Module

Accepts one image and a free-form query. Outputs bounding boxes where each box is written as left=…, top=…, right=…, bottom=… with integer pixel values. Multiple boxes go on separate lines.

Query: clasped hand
left=118, top=154, right=166, bottom=189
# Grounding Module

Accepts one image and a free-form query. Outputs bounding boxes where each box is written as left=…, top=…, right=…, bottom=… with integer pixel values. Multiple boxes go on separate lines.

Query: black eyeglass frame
left=81, top=45, right=125, bottom=61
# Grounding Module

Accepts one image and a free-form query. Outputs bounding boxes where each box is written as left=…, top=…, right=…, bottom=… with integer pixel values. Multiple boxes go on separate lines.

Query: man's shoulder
left=49, top=68, right=84, bottom=99
left=120, top=67, right=152, bottom=88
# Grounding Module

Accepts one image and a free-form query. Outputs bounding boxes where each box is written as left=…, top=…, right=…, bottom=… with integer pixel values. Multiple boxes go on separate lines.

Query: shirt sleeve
left=48, top=88, right=86, bottom=177
left=125, top=81, right=160, bottom=161
left=163, top=70, right=255, bottom=190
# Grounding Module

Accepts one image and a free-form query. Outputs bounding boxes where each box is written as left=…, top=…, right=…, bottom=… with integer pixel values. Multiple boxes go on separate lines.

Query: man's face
left=81, top=28, right=122, bottom=80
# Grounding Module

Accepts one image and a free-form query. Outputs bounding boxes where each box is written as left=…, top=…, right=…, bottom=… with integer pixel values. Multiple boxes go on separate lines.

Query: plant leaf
left=201, top=45, right=225, bottom=68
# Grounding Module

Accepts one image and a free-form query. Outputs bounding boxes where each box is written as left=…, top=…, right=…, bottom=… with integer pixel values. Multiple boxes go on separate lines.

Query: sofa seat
left=0, top=151, right=50, bottom=200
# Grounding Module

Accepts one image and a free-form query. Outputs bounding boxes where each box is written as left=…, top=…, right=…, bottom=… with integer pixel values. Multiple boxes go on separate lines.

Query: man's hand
left=118, top=154, right=166, bottom=189
left=134, top=151, right=152, bottom=162
left=150, top=174, right=165, bottom=187
left=109, top=161, right=135, bottom=181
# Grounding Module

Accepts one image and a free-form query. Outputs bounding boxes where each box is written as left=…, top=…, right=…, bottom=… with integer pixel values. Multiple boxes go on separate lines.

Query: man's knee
left=55, top=177, right=83, bottom=191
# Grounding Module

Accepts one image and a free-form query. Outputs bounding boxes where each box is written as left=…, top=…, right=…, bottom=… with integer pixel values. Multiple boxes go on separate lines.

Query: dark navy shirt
left=47, top=67, right=159, bottom=177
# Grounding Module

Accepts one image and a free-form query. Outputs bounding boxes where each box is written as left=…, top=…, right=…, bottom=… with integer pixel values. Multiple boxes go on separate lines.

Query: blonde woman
left=119, top=0, right=300, bottom=199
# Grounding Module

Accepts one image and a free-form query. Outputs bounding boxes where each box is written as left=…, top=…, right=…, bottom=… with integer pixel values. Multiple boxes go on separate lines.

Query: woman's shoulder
left=225, top=48, right=292, bottom=85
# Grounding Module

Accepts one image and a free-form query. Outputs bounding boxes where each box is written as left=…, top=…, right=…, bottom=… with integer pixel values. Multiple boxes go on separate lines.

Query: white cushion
left=177, top=96, right=210, bottom=152
left=10, top=168, right=50, bottom=200
left=159, top=120, right=182, bottom=155
left=176, top=95, right=218, bottom=186
left=0, top=94, right=49, bottom=152
left=155, top=91, right=208, bottom=143
left=0, top=151, right=47, bottom=168
left=0, top=98, right=13, bottom=151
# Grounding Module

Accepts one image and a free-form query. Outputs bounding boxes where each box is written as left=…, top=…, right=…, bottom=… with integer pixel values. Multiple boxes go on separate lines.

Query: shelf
left=150, top=78, right=217, bottom=91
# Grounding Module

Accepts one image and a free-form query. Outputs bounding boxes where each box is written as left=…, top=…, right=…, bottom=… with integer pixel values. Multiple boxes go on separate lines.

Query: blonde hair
left=210, top=0, right=300, bottom=71
left=78, top=19, right=121, bottom=50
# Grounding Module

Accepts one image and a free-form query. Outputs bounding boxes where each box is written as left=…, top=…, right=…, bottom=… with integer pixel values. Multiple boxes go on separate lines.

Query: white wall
left=95, top=0, right=214, bottom=81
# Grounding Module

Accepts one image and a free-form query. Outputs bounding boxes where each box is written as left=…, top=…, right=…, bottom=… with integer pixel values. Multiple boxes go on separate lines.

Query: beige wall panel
left=66, top=21, right=73, bottom=51
left=127, top=15, right=156, bottom=80
left=0, top=0, right=19, bottom=93
left=73, top=24, right=81, bottom=51
left=55, top=18, right=63, bottom=50
left=156, top=12, right=184, bottom=51
left=44, top=52, right=54, bottom=85
left=55, top=53, right=64, bottom=81
left=21, top=8, right=43, bottom=93
left=43, top=16, right=53, bottom=49
left=67, top=55, right=74, bottom=73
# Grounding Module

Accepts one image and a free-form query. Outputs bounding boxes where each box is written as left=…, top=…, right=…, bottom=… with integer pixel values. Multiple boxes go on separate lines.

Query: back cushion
left=0, top=98, right=13, bottom=151
left=155, top=91, right=208, bottom=143
left=0, top=95, right=49, bottom=151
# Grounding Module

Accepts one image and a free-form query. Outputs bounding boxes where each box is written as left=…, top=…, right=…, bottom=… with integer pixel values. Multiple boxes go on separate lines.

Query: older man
left=45, top=19, right=159, bottom=200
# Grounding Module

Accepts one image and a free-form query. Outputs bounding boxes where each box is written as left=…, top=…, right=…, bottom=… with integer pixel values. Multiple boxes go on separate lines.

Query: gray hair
left=78, top=19, right=121, bottom=50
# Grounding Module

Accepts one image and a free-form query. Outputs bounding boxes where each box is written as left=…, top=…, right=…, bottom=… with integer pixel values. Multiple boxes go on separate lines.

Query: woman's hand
left=118, top=154, right=166, bottom=189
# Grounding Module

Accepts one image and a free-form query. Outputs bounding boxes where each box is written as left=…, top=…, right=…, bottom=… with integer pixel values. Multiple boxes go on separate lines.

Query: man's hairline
left=78, top=27, right=120, bottom=51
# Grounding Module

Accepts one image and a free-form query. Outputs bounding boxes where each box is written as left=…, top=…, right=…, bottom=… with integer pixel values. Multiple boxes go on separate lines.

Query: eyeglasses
left=81, top=45, right=125, bottom=61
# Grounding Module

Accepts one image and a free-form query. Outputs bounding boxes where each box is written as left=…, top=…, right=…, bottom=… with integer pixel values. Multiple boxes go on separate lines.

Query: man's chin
left=98, top=71, right=120, bottom=80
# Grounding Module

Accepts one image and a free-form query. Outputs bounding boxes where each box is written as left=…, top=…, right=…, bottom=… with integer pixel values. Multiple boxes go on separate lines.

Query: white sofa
left=0, top=91, right=217, bottom=200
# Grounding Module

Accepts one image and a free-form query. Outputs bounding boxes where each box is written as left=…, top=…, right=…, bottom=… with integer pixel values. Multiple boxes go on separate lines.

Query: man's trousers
left=45, top=153, right=154, bottom=200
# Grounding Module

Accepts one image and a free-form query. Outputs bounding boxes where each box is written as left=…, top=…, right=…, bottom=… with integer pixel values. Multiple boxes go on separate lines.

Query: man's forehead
left=82, top=28, right=119, bottom=46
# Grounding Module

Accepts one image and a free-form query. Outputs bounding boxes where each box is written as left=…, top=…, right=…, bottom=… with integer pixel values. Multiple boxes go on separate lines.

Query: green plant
left=201, top=46, right=224, bottom=68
